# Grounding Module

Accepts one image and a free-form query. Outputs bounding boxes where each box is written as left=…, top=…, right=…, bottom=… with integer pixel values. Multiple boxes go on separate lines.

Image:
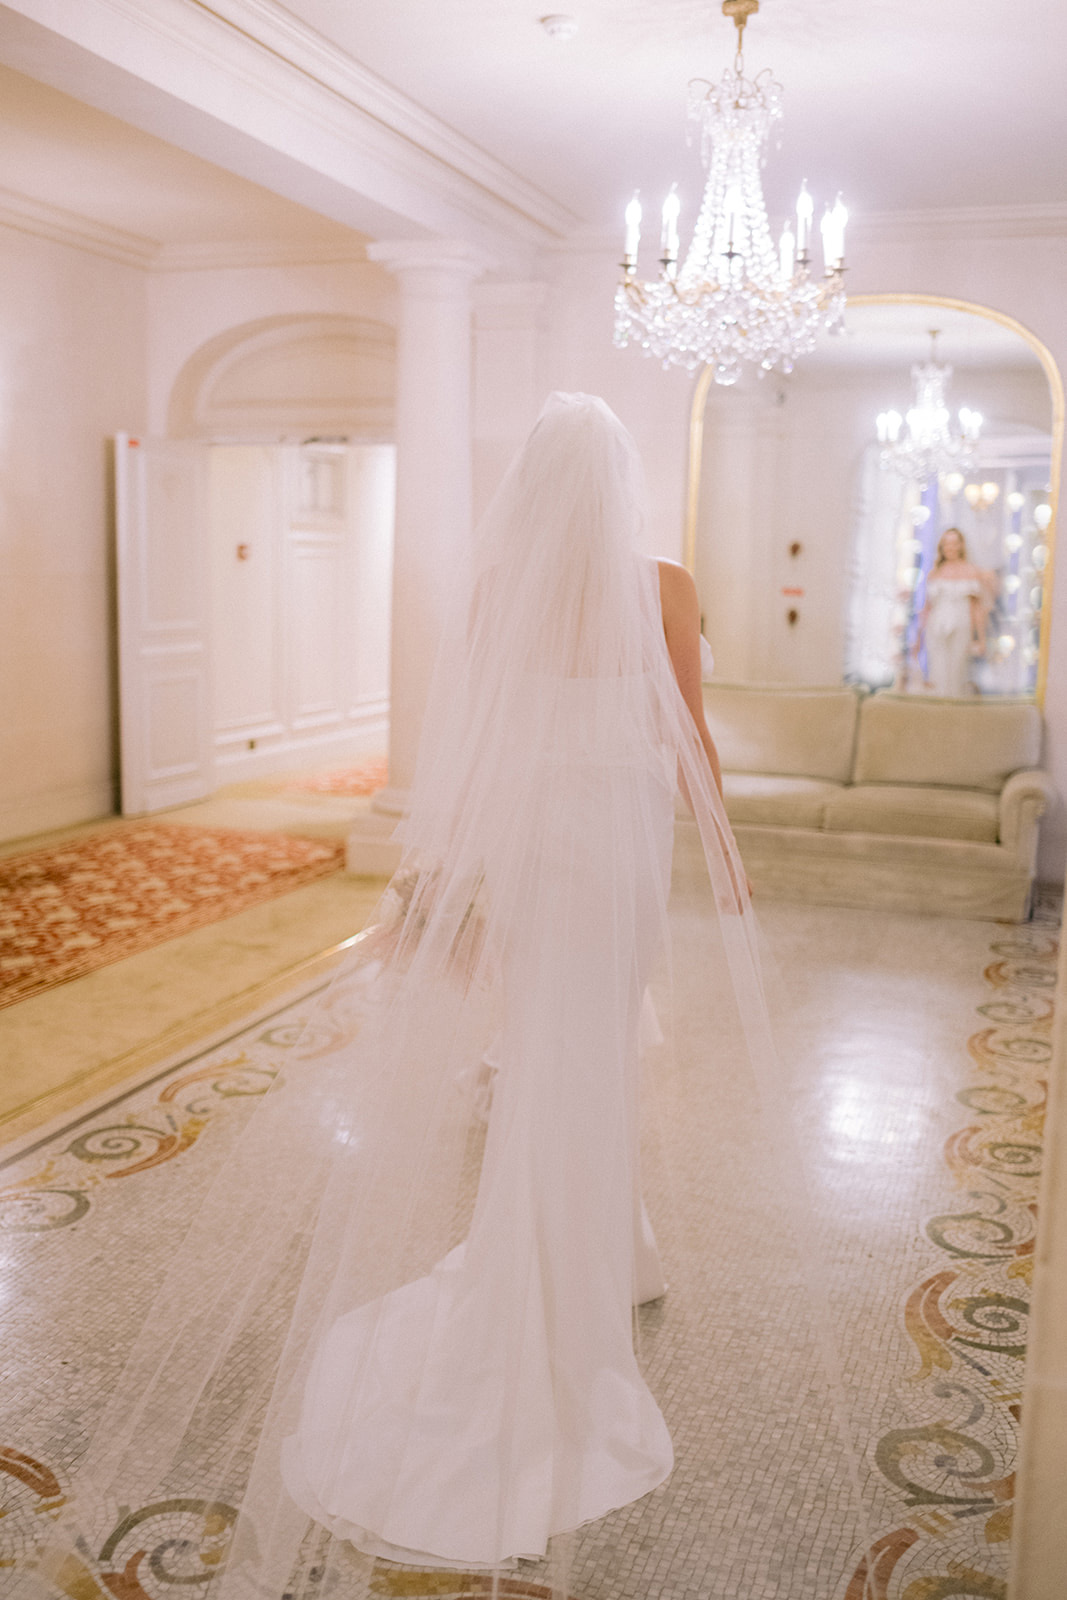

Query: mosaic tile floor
left=0, top=890, right=1057, bottom=1600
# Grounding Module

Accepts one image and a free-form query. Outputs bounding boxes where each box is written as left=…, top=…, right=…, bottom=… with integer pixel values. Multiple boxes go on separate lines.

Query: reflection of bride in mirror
left=916, top=527, right=988, bottom=695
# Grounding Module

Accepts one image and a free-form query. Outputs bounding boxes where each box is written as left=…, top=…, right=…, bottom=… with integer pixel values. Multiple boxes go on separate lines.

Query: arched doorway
left=116, top=316, right=397, bottom=812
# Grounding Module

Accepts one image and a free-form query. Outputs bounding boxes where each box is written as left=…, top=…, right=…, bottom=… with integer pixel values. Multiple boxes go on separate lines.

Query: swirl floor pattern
left=0, top=891, right=1058, bottom=1600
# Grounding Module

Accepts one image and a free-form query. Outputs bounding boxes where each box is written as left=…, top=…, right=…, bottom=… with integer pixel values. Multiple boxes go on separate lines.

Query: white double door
left=115, top=437, right=393, bottom=816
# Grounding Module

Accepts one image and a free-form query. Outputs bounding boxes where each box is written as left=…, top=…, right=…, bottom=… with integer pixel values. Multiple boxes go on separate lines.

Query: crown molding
left=0, top=182, right=158, bottom=266
left=850, top=203, right=1067, bottom=244
left=546, top=203, right=1067, bottom=261
left=197, top=0, right=577, bottom=239
left=5, top=190, right=1066, bottom=278
left=0, top=0, right=577, bottom=260
left=0, top=181, right=374, bottom=270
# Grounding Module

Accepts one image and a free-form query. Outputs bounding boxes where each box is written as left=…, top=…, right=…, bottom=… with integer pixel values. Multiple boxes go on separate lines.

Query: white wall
left=0, top=223, right=146, bottom=843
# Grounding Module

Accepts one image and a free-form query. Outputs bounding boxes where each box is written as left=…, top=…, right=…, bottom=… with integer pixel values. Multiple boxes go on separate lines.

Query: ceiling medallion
left=613, top=0, right=847, bottom=386
left=875, top=330, right=983, bottom=483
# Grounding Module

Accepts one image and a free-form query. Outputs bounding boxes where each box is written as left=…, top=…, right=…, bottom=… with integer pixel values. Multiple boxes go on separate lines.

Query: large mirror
left=687, top=295, right=1062, bottom=702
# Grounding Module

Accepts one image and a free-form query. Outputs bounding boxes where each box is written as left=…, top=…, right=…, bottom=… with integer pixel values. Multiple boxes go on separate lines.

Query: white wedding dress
left=281, top=677, right=676, bottom=1567
left=925, top=575, right=980, bottom=695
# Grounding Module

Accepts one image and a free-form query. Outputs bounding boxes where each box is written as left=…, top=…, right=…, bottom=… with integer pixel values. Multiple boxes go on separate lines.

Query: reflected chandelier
left=613, top=0, right=847, bottom=386
left=876, top=330, right=982, bottom=483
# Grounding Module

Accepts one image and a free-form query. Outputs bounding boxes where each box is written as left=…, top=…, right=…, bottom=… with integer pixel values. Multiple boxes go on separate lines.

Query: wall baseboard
left=0, top=781, right=116, bottom=848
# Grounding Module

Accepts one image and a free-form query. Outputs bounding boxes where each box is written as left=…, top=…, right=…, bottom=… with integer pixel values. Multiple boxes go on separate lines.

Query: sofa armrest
left=998, top=768, right=1055, bottom=862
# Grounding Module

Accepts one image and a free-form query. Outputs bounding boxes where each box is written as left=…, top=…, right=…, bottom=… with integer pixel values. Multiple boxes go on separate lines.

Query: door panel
left=115, top=435, right=212, bottom=814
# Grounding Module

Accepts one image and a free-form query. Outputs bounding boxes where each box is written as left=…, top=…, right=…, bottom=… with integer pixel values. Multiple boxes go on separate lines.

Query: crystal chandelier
left=876, top=330, right=982, bottom=483
left=613, top=0, right=847, bottom=386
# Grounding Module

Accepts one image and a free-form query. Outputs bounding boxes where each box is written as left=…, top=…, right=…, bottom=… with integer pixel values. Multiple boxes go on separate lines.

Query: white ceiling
left=0, top=0, right=1064, bottom=253
left=276, top=0, right=1067, bottom=228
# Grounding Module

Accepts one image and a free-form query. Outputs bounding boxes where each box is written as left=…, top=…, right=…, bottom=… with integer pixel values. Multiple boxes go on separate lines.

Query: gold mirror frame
left=684, top=293, right=1063, bottom=705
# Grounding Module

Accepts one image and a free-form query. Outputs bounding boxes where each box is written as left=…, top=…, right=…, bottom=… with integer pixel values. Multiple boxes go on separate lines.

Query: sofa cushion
left=702, top=682, right=862, bottom=784
left=722, top=773, right=843, bottom=829
left=853, top=693, right=1042, bottom=793
left=823, top=783, right=999, bottom=843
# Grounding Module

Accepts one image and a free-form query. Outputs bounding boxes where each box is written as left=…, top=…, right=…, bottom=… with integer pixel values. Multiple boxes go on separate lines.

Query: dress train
left=282, top=742, right=676, bottom=1568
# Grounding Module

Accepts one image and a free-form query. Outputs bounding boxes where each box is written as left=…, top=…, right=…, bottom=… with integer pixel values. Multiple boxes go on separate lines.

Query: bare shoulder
left=655, top=558, right=698, bottom=614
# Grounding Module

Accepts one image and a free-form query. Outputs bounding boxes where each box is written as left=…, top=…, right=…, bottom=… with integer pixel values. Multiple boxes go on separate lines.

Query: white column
left=346, top=238, right=490, bottom=874
left=471, top=281, right=547, bottom=524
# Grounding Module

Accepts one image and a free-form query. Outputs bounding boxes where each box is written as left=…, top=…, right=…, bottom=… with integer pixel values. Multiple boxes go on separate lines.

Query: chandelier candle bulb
left=660, top=186, right=681, bottom=266
left=819, top=194, right=847, bottom=270
left=795, top=180, right=813, bottom=257
left=876, top=410, right=903, bottom=445
left=778, top=222, right=795, bottom=279
left=959, top=407, right=983, bottom=442
left=624, top=191, right=642, bottom=269
left=832, top=194, right=848, bottom=261
left=1034, top=503, right=1053, bottom=531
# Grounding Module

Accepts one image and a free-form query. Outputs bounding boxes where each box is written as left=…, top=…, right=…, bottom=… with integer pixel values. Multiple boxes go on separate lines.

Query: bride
left=36, top=394, right=831, bottom=1599
left=917, top=526, right=988, bottom=695
left=279, top=395, right=747, bottom=1569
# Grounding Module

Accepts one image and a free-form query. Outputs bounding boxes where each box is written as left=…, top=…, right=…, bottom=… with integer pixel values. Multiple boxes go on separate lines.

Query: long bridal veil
left=28, top=393, right=867, bottom=1600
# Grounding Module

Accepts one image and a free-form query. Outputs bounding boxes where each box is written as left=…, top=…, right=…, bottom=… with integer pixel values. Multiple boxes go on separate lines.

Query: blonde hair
left=935, top=526, right=968, bottom=568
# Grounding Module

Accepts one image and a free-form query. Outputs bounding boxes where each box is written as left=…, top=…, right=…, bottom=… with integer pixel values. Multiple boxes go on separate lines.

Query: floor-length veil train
left=29, top=393, right=862, bottom=1599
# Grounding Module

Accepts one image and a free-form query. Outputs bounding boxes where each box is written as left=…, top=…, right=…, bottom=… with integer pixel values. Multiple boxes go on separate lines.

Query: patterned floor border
left=839, top=902, right=1058, bottom=1600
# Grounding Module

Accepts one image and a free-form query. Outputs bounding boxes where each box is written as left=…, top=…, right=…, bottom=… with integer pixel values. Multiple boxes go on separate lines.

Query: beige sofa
left=696, top=683, right=1053, bottom=921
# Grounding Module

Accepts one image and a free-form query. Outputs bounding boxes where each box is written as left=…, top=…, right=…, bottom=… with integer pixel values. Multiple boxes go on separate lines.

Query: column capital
left=367, top=237, right=497, bottom=286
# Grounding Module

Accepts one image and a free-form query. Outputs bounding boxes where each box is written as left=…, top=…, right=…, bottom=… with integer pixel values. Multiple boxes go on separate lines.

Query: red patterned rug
left=0, top=824, right=343, bottom=1009
left=281, top=757, right=388, bottom=796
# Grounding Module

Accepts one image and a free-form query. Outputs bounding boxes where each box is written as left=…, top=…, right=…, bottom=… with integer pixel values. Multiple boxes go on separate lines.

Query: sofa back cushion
left=701, top=682, right=862, bottom=784
left=853, top=693, right=1042, bottom=792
